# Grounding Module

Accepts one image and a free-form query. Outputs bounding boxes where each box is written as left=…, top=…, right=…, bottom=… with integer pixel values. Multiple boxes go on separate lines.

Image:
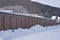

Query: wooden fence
left=0, top=12, right=58, bottom=31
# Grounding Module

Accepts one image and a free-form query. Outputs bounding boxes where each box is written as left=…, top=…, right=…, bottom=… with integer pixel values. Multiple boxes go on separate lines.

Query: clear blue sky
left=31, top=0, right=60, bottom=8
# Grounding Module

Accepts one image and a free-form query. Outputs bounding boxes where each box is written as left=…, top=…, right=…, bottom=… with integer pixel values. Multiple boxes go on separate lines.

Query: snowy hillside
left=31, top=0, right=60, bottom=8
left=0, top=24, right=60, bottom=40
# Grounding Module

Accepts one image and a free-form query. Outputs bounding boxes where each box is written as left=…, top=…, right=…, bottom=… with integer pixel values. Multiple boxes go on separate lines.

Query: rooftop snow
left=31, top=0, right=60, bottom=8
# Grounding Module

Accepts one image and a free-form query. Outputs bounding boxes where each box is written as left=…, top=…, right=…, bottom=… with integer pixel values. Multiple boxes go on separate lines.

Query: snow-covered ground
left=0, top=0, right=60, bottom=40
left=0, top=24, right=60, bottom=40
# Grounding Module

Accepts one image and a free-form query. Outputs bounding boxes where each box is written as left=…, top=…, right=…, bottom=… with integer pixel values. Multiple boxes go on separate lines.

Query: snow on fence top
left=0, top=9, right=56, bottom=20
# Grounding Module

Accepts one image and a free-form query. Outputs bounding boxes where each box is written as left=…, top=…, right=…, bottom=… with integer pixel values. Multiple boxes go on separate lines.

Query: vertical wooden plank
left=16, top=17, right=18, bottom=29
left=0, top=15, right=3, bottom=30
left=17, top=16, right=22, bottom=28
left=21, top=16, right=26, bottom=29
left=3, top=15, right=5, bottom=30
left=29, top=17, right=34, bottom=27
left=10, top=16, right=12, bottom=29
left=25, top=16, right=30, bottom=28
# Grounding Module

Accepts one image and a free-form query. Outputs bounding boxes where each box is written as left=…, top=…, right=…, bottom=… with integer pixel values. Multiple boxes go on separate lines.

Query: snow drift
left=0, top=24, right=60, bottom=40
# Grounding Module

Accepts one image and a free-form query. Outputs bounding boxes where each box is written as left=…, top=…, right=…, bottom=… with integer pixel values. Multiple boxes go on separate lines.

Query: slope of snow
left=31, top=0, right=60, bottom=8
left=0, top=24, right=60, bottom=40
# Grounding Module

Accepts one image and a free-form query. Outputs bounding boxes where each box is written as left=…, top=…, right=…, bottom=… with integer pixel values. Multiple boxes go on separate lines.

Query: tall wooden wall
left=0, top=12, right=57, bottom=31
